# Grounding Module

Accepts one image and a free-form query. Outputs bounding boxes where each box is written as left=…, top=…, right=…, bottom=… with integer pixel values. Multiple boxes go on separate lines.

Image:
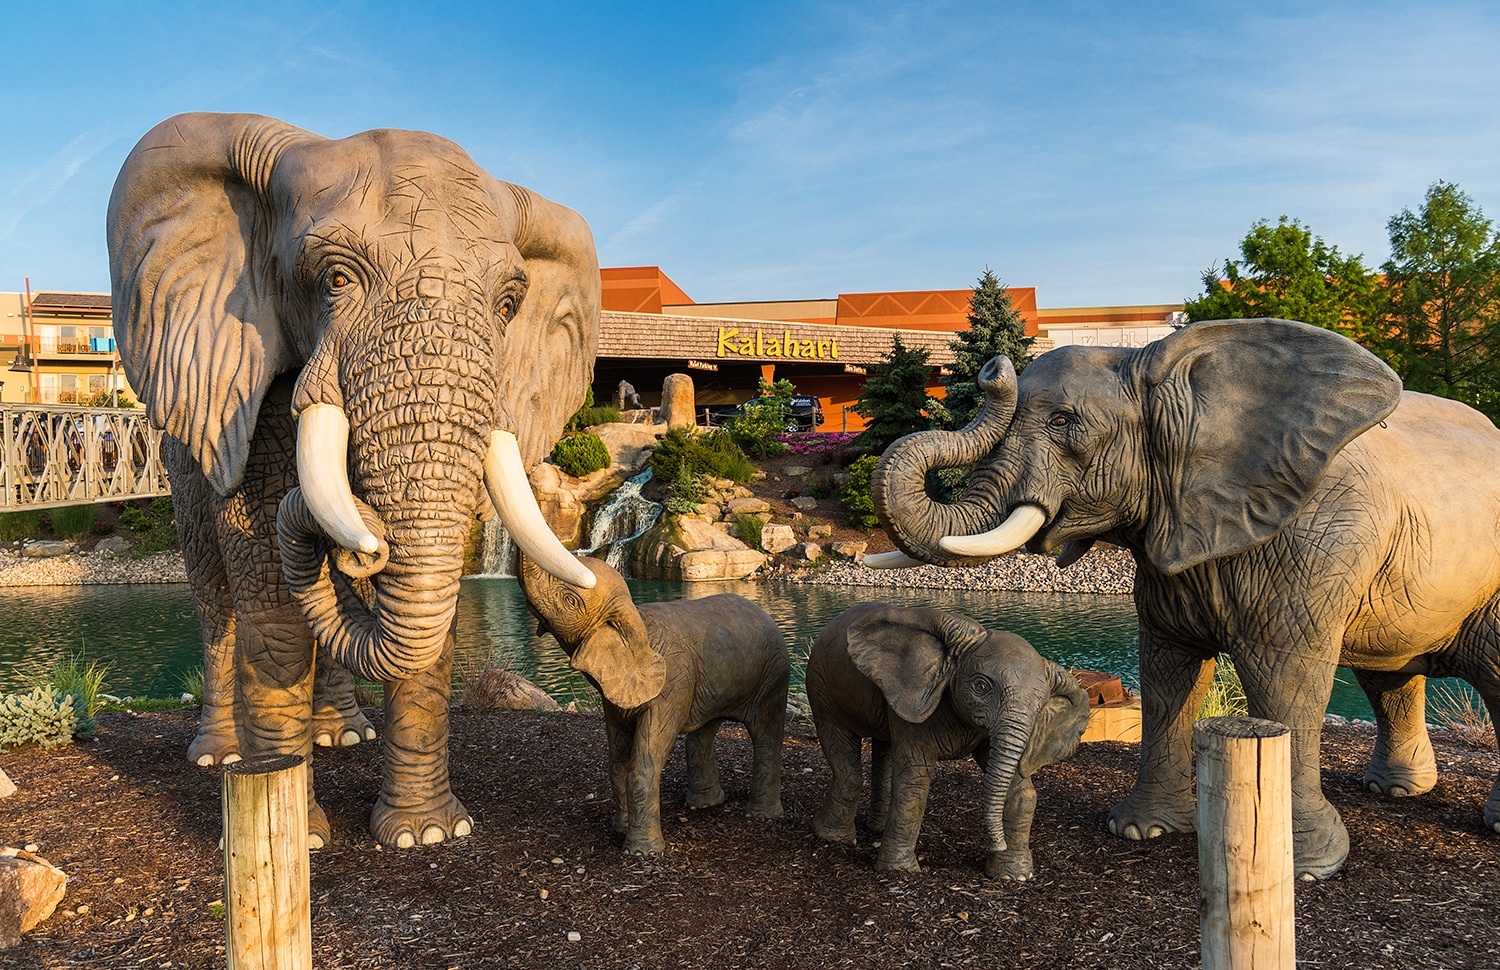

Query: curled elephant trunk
left=870, top=356, right=1026, bottom=567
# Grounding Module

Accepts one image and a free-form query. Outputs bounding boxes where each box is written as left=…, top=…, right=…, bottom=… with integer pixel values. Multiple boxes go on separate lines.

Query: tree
left=1383, top=181, right=1500, bottom=422
left=1186, top=216, right=1384, bottom=349
left=852, top=334, right=935, bottom=454
left=728, top=376, right=797, bottom=458
left=942, top=269, right=1034, bottom=429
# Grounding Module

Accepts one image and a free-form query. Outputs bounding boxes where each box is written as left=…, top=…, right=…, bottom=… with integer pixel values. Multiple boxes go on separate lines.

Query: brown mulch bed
left=3, top=711, right=1498, bottom=969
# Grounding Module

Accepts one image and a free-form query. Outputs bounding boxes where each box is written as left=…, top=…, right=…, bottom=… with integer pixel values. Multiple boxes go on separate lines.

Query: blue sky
left=2, top=1, right=1497, bottom=307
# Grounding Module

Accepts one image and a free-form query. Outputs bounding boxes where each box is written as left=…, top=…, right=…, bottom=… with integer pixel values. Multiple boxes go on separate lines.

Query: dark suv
left=707, top=395, right=825, bottom=432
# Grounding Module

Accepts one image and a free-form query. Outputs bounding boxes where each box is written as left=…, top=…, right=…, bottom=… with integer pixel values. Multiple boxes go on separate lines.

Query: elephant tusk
left=1054, top=538, right=1095, bottom=569
left=296, top=403, right=380, bottom=555
left=484, top=430, right=596, bottom=590
left=863, top=550, right=928, bottom=570
left=937, top=504, right=1047, bottom=559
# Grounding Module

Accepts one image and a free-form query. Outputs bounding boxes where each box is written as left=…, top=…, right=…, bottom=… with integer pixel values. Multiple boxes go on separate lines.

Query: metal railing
left=0, top=405, right=170, bottom=511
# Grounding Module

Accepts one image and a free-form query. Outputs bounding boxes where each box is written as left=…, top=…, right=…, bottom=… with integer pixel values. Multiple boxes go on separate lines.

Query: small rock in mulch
left=0, top=769, right=13, bottom=800
left=0, top=849, right=66, bottom=949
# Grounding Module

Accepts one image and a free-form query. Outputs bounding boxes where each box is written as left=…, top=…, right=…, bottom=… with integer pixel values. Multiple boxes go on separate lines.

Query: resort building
left=0, top=274, right=1183, bottom=431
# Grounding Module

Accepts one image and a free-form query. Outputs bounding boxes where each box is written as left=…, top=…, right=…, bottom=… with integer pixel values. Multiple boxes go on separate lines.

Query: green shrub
left=734, top=512, right=768, bottom=547
left=0, top=686, right=84, bottom=751
left=48, top=504, right=97, bottom=539
left=726, top=377, right=797, bottom=459
left=1198, top=655, right=1248, bottom=719
left=0, top=510, right=44, bottom=542
left=807, top=472, right=837, bottom=500
left=120, top=497, right=179, bottom=553
left=651, top=428, right=756, bottom=491
left=550, top=432, right=611, bottom=477
left=22, top=651, right=108, bottom=735
left=665, top=471, right=706, bottom=515
left=180, top=666, right=205, bottom=706
left=565, top=388, right=621, bottom=432
left=840, top=455, right=880, bottom=530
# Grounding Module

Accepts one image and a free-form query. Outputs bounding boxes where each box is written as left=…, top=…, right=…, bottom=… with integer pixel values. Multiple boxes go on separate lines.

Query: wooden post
left=222, top=754, right=312, bottom=970
left=1195, top=717, right=1295, bottom=970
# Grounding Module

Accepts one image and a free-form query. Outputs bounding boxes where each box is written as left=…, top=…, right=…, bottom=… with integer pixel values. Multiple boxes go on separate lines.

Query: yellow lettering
left=784, top=331, right=794, bottom=358
left=717, top=327, right=740, bottom=357
left=830, top=339, right=838, bottom=359
left=756, top=329, right=764, bottom=356
left=817, top=340, right=829, bottom=359
left=739, top=337, right=754, bottom=355
left=800, top=340, right=815, bottom=357
left=766, top=337, right=781, bottom=355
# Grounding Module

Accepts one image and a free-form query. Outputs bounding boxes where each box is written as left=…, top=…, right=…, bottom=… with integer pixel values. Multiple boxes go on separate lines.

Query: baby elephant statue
left=519, top=554, right=790, bottom=855
left=808, top=602, right=1090, bottom=880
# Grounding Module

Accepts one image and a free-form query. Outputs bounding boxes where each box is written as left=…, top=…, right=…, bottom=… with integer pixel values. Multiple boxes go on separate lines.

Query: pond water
left=0, top=577, right=1392, bottom=719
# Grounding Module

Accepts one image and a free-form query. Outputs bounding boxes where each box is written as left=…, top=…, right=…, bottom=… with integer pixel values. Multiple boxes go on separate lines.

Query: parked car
left=706, top=395, right=825, bottom=432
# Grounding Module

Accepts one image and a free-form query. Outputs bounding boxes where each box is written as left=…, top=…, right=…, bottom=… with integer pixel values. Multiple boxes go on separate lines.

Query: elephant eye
left=328, top=270, right=352, bottom=291
left=971, top=675, right=993, bottom=695
left=1048, top=412, right=1073, bottom=428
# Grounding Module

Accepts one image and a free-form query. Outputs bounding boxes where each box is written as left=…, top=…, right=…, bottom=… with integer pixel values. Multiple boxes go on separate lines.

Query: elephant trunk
left=981, top=686, right=1045, bottom=855
left=870, top=356, right=1028, bottom=567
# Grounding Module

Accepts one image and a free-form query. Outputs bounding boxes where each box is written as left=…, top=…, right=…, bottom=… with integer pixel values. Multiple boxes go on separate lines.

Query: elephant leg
left=1355, top=669, right=1437, bottom=797
left=1107, top=631, right=1212, bottom=841
left=742, top=701, right=785, bottom=819
left=1442, top=596, right=1500, bottom=833
left=622, top=708, right=674, bottom=856
left=604, top=716, right=633, bottom=833
left=311, top=656, right=376, bottom=748
left=373, top=643, right=471, bottom=849
left=812, top=723, right=863, bottom=845
left=684, top=720, right=726, bottom=809
left=875, top=743, right=934, bottom=872
left=1238, top=652, right=1348, bottom=880
left=867, top=740, right=892, bottom=833
left=986, top=774, right=1037, bottom=882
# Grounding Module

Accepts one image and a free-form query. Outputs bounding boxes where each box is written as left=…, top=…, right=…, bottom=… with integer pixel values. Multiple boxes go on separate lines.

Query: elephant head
left=845, top=605, right=1088, bottom=852
left=517, top=554, right=667, bottom=709
left=872, top=319, right=1404, bottom=575
left=108, top=112, right=600, bottom=684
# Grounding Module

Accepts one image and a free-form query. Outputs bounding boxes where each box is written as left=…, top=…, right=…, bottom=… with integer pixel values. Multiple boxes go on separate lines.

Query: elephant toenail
left=339, top=729, right=361, bottom=746
left=1367, top=781, right=1381, bottom=793
left=221, top=753, right=242, bottom=765
left=309, top=833, right=326, bottom=849
left=396, top=832, right=415, bottom=849
left=422, top=825, right=445, bottom=845
left=314, top=733, right=333, bottom=747
left=454, top=819, right=472, bottom=837
left=363, top=727, right=377, bottom=740
left=1391, top=787, right=1408, bottom=797
left=1298, top=872, right=1317, bottom=882
left=1147, top=825, right=1164, bottom=838
left=1124, top=824, right=1141, bottom=840
left=196, top=754, right=215, bottom=767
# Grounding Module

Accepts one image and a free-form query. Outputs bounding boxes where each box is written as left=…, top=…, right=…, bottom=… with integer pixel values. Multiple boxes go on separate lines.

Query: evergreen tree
left=852, top=334, right=935, bottom=454
left=1383, top=181, right=1500, bottom=422
left=943, top=269, right=1034, bottom=429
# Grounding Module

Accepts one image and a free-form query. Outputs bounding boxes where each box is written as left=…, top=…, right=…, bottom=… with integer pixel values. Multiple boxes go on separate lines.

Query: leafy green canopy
left=943, top=269, right=1033, bottom=429
left=852, top=334, right=936, bottom=454
left=727, top=376, right=798, bottom=458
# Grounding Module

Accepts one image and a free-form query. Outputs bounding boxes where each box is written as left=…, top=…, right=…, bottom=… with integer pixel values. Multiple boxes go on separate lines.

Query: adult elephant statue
left=108, top=112, right=601, bottom=849
left=869, top=318, right=1500, bottom=879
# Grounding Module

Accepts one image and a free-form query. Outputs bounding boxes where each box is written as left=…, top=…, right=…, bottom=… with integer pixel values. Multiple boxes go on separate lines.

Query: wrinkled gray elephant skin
left=807, top=603, right=1089, bottom=880
left=519, top=555, right=790, bottom=856
left=108, top=112, right=601, bottom=850
left=871, top=317, right=1500, bottom=879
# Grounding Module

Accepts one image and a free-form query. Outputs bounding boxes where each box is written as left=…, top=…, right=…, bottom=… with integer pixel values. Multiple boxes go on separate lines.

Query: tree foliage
left=943, top=269, right=1033, bottom=429
left=1382, top=181, right=1500, bottom=420
left=727, top=376, right=798, bottom=458
left=852, top=334, right=935, bottom=454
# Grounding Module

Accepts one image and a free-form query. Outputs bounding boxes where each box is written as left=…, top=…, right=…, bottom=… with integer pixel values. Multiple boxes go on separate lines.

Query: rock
left=528, top=425, right=661, bottom=548
left=659, top=373, right=696, bottom=430
left=807, top=523, right=833, bottom=539
left=830, top=540, right=867, bottom=559
left=1324, top=713, right=1350, bottom=726
left=461, top=670, right=560, bottom=712
left=784, top=465, right=812, bottom=477
left=0, top=769, right=13, bottom=799
left=790, top=496, right=819, bottom=512
left=93, top=535, right=132, bottom=555
left=693, top=502, right=722, bottom=521
left=761, top=523, right=797, bottom=555
left=20, top=541, right=71, bottom=559
left=0, top=849, right=66, bottom=949
left=794, top=542, right=822, bottom=562
left=629, top=516, right=767, bottom=581
left=731, top=486, right=753, bottom=499
left=751, top=470, right=767, bottom=482
left=725, top=497, right=771, bottom=516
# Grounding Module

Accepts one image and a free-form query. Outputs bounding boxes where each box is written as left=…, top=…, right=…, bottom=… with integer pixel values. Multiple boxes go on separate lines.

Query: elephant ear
left=847, top=606, right=989, bottom=723
left=493, top=182, right=602, bottom=469
left=1021, top=664, right=1092, bottom=775
left=1134, top=318, right=1402, bottom=575
left=571, top=605, right=666, bottom=710
left=107, top=113, right=306, bottom=496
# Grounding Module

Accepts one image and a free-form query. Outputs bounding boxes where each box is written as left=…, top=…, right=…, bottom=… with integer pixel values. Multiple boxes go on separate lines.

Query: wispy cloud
left=0, top=126, right=126, bottom=242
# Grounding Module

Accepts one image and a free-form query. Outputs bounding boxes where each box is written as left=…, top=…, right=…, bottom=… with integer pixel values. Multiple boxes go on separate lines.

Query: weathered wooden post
left=222, top=754, right=312, bottom=970
left=1195, top=716, right=1295, bottom=969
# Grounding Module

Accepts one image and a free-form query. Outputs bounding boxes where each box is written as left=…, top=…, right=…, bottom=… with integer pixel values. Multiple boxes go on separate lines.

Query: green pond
left=0, top=577, right=1392, bottom=719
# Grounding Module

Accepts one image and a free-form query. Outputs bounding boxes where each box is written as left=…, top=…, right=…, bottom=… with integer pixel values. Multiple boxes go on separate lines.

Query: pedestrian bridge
left=1, top=405, right=170, bottom=512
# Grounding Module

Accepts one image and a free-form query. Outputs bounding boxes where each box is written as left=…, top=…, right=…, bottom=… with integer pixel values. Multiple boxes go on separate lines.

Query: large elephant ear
left=847, top=606, right=989, bottom=723
left=492, top=182, right=601, bottom=469
left=571, top=606, right=666, bottom=710
left=1133, top=318, right=1402, bottom=575
left=107, top=113, right=307, bottom=496
left=1021, top=664, right=1092, bottom=775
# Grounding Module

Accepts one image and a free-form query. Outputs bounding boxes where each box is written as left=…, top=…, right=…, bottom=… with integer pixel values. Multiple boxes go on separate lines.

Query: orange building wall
left=836, top=287, right=1039, bottom=335
left=600, top=266, right=694, bottom=314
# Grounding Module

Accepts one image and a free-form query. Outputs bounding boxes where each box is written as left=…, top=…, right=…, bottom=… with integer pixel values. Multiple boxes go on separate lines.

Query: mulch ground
left=3, top=710, right=1498, bottom=969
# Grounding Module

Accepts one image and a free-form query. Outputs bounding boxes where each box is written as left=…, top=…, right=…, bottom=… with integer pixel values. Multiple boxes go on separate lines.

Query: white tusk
left=484, top=430, right=596, bottom=590
left=296, top=403, right=379, bottom=554
left=937, top=504, right=1047, bottom=559
left=1055, top=538, right=1095, bottom=569
left=863, top=550, right=928, bottom=570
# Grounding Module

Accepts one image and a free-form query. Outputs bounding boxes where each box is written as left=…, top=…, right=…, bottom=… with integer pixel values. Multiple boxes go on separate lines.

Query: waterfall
left=475, top=467, right=662, bottom=577
left=578, top=468, right=662, bottom=574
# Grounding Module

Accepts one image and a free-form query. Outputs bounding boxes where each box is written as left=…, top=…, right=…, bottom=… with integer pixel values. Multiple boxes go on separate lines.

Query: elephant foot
left=1485, top=798, right=1500, bottom=835
left=309, top=800, right=331, bottom=851
left=985, top=847, right=1033, bottom=882
left=370, top=791, right=473, bottom=849
left=744, top=797, right=784, bottom=819
left=1291, top=799, right=1350, bottom=881
left=812, top=813, right=857, bottom=846
left=186, top=724, right=241, bottom=767
left=611, top=810, right=629, bottom=834
left=684, top=785, right=725, bottom=810
left=623, top=833, right=666, bottom=856
left=311, top=706, right=377, bottom=748
left=875, top=847, right=920, bottom=873
left=866, top=811, right=888, bottom=833
left=1106, top=788, right=1197, bottom=841
left=1363, top=748, right=1437, bottom=798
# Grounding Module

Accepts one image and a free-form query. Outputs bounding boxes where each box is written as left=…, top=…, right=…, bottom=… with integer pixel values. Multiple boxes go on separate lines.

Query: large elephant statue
left=107, top=112, right=602, bottom=849
left=869, top=317, right=1500, bottom=879
left=807, top=602, right=1090, bottom=880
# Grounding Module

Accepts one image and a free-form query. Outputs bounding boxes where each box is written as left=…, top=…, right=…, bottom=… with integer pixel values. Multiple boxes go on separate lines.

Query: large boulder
left=659, top=373, right=696, bottom=430
left=20, top=541, right=70, bottom=559
left=0, top=849, right=66, bottom=949
left=630, top=516, right=766, bottom=581
left=760, top=523, right=797, bottom=555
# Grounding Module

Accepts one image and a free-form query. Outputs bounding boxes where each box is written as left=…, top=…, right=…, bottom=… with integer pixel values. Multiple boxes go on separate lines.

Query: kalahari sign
left=716, top=327, right=840, bottom=360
